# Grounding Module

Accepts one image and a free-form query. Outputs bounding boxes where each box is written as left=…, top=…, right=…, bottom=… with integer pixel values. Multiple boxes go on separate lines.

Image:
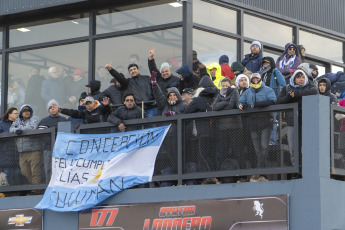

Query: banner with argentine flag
left=35, top=125, right=170, bottom=212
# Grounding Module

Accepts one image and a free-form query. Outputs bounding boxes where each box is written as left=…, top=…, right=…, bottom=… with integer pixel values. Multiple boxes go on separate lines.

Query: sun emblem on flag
left=91, top=167, right=105, bottom=184
left=8, top=214, right=32, bottom=226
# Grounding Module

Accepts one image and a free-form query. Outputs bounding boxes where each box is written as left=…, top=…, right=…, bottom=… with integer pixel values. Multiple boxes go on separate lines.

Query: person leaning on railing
left=277, top=70, right=318, bottom=166
left=107, top=93, right=147, bottom=132
left=10, top=105, right=42, bottom=193
left=237, top=73, right=276, bottom=170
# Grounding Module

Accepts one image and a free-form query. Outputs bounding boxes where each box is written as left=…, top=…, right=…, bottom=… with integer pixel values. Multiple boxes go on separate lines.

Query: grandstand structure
left=0, top=0, right=344, bottom=229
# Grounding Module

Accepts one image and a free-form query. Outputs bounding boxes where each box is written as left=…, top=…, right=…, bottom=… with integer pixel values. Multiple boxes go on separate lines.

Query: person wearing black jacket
left=317, top=77, right=338, bottom=104
left=107, top=93, right=146, bottom=132
left=213, top=78, right=245, bottom=169
left=58, top=96, right=111, bottom=124
left=105, top=62, right=156, bottom=117
left=148, top=48, right=180, bottom=98
left=150, top=71, right=186, bottom=116
left=102, top=78, right=126, bottom=107
left=86, top=80, right=104, bottom=101
left=176, top=65, right=200, bottom=93
left=278, top=70, right=318, bottom=165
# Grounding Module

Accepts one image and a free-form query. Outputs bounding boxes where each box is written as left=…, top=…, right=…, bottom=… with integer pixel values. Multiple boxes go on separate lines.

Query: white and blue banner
left=35, top=125, right=170, bottom=212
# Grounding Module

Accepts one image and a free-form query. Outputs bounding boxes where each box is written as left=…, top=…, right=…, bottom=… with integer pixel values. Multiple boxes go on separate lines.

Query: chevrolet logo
left=8, top=214, right=32, bottom=226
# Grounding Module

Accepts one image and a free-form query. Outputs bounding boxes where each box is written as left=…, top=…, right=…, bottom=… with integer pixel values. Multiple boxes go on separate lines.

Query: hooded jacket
left=206, top=63, right=225, bottom=89
left=108, top=68, right=154, bottom=108
left=235, top=74, right=250, bottom=96
left=260, top=56, right=286, bottom=96
left=213, top=87, right=241, bottom=129
left=152, top=84, right=187, bottom=115
left=185, top=76, right=217, bottom=113
left=38, top=100, right=67, bottom=128
left=87, top=80, right=104, bottom=101
left=41, top=76, right=66, bottom=105
left=60, top=101, right=111, bottom=124
left=10, top=105, right=42, bottom=153
left=277, top=70, right=318, bottom=126
left=241, top=53, right=263, bottom=74
left=108, top=105, right=147, bottom=130
left=176, top=65, right=200, bottom=93
left=102, top=84, right=125, bottom=106
left=318, top=77, right=338, bottom=104
left=148, top=58, right=180, bottom=97
left=275, top=42, right=302, bottom=77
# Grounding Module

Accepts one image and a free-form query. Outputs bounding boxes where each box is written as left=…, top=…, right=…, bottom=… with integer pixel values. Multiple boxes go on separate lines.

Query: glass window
left=0, top=29, right=2, bottom=49
left=193, top=29, right=237, bottom=66
left=244, top=14, right=293, bottom=47
left=10, top=14, right=89, bottom=47
left=300, top=31, right=343, bottom=63
left=263, top=51, right=280, bottom=63
left=96, top=1, right=182, bottom=34
left=95, top=28, right=182, bottom=91
left=332, top=65, right=344, bottom=73
left=8, top=42, right=88, bottom=119
left=193, top=0, right=237, bottom=33
left=316, top=65, right=326, bottom=76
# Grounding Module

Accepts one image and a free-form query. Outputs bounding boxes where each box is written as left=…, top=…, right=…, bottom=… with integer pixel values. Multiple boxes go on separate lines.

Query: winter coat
left=260, top=57, right=286, bottom=97
left=277, top=70, right=318, bottom=126
left=38, top=115, right=67, bottom=128
left=176, top=65, right=200, bottom=93
left=185, top=87, right=217, bottom=113
left=241, top=53, right=263, bottom=73
left=41, top=77, right=66, bottom=105
left=10, top=105, right=42, bottom=153
left=66, top=76, right=88, bottom=102
left=102, top=85, right=125, bottom=106
left=108, top=68, right=155, bottom=108
left=148, top=58, right=180, bottom=97
left=0, top=120, right=13, bottom=133
left=61, top=101, right=111, bottom=124
left=25, top=74, right=45, bottom=105
left=317, top=77, right=338, bottom=104
left=153, top=84, right=187, bottom=115
left=108, top=105, right=146, bottom=126
left=213, top=87, right=241, bottom=129
left=237, top=82, right=276, bottom=131
left=275, top=42, right=302, bottom=77
left=317, top=71, right=345, bottom=85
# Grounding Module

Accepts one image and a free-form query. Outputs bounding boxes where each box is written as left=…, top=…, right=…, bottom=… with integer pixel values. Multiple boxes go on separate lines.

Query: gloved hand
left=15, top=130, right=23, bottom=135
left=164, top=111, right=176, bottom=116
left=150, top=71, right=157, bottom=85
left=289, top=69, right=294, bottom=74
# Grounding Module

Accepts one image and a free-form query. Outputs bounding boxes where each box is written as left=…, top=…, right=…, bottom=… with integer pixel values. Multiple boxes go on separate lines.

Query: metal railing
left=0, top=128, right=55, bottom=193
left=331, top=104, right=345, bottom=176
left=77, top=103, right=300, bottom=185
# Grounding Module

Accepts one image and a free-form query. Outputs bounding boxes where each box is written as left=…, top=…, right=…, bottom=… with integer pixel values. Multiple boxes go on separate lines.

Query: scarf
left=279, top=54, right=297, bottom=69
left=250, top=80, right=263, bottom=89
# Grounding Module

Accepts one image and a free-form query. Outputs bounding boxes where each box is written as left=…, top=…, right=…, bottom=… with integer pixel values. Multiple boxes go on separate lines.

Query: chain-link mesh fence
left=182, top=110, right=296, bottom=176
left=0, top=130, right=54, bottom=190
left=332, top=108, right=345, bottom=172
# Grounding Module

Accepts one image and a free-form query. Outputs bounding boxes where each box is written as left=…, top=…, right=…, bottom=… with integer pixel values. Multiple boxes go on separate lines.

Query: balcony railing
left=0, top=103, right=299, bottom=192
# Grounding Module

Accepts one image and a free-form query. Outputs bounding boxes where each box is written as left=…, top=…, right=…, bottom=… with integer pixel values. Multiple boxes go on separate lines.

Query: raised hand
left=101, top=97, right=110, bottom=105
left=148, top=48, right=155, bottom=60
left=105, top=62, right=112, bottom=71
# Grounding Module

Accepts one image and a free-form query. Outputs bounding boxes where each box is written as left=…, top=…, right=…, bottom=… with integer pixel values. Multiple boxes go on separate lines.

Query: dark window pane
left=95, top=28, right=182, bottom=91
left=244, top=14, right=292, bottom=47
left=96, top=1, right=182, bottom=34
left=300, top=30, right=343, bottom=63
left=193, top=29, right=237, bottom=65
left=8, top=43, right=88, bottom=119
left=193, top=0, right=237, bottom=33
left=10, top=14, right=89, bottom=47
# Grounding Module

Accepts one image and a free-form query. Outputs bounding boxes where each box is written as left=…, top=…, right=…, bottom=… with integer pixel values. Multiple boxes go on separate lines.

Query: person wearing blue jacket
left=241, top=41, right=264, bottom=73
left=237, top=73, right=276, bottom=168
left=260, top=56, right=286, bottom=145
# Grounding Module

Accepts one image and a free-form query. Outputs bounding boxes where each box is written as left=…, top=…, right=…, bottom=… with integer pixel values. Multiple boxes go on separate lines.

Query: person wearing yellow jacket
left=206, top=62, right=226, bottom=89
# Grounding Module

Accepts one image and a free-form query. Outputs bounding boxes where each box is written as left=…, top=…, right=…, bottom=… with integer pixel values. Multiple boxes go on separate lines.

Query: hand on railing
left=15, top=130, right=23, bottom=135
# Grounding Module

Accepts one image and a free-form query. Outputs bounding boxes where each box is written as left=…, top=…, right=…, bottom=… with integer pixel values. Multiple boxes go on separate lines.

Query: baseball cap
left=84, top=96, right=95, bottom=104
left=182, top=88, right=193, bottom=95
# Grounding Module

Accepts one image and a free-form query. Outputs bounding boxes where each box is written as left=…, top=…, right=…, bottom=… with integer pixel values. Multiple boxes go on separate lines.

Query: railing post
left=177, top=117, right=183, bottom=185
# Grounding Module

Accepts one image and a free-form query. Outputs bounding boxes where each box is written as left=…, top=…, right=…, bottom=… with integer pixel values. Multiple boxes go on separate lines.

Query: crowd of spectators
left=0, top=40, right=344, bottom=192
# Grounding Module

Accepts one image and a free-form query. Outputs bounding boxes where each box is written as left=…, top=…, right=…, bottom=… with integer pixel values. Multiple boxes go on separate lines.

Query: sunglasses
left=288, top=47, right=296, bottom=51
left=125, top=99, right=134, bottom=102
